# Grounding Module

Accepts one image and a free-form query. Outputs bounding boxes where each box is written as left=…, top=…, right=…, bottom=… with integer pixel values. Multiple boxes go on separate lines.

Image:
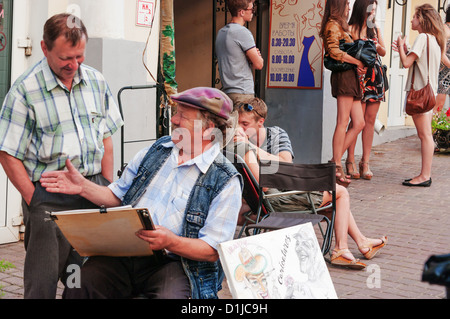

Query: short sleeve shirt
left=0, top=59, right=124, bottom=181
left=405, top=33, right=441, bottom=94
left=215, top=23, right=256, bottom=94
left=260, top=126, right=295, bottom=159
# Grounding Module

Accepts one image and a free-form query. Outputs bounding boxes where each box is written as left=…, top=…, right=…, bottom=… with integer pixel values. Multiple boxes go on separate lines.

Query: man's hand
left=233, top=126, right=249, bottom=143
left=136, top=226, right=219, bottom=262
left=136, top=226, right=177, bottom=251
left=40, top=158, right=85, bottom=195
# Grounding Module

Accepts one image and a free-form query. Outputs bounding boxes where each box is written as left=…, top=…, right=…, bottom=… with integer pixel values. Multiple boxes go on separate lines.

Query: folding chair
left=225, top=152, right=272, bottom=238
left=243, top=160, right=337, bottom=256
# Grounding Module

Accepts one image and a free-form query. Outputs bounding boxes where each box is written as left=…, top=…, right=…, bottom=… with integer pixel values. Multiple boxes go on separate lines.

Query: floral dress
left=438, top=23, right=450, bottom=95
left=359, top=36, right=386, bottom=103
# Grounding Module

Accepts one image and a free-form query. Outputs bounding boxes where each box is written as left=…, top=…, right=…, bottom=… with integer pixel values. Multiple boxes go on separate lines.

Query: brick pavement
left=0, top=135, right=448, bottom=299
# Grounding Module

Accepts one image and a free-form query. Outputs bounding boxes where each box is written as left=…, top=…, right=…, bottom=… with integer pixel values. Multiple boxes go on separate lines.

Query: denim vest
left=122, top=136, right=242, bottom=299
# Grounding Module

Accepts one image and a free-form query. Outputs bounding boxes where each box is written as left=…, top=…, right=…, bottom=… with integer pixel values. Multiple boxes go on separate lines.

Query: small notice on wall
left=136, top=0, right=156, bottom=27
left=267, top=0, right=325, bottom=89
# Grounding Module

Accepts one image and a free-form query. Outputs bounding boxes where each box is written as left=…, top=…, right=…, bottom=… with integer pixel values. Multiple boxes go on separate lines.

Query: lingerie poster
left=267, top=0, right=325, bottom=89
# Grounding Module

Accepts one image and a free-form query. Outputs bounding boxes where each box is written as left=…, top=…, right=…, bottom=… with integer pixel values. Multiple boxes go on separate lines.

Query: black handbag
left=323, top=54, right=354, bottom=72
left=341, top=39, right=377, bottom=67
left=324, top=39, right=377, bottom=72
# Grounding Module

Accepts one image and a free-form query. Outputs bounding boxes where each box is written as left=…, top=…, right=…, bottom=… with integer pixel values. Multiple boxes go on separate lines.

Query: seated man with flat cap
left=40, top=87, right=243, bottom=299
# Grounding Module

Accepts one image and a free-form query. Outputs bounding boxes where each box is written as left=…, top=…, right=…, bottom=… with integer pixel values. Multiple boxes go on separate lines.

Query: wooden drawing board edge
left=50, top=207, right=161, bottom=258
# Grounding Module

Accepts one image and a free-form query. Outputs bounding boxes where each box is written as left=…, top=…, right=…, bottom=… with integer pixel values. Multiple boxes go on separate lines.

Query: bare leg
left=333, top=96, right=364, bottom=183
left=346, top=103, right=366, bottom=178
left=408, top=111, right=434, bottom=183
left=323, top=185, right=383, bottom=259
left=359, top=101, right=380, bottom=179
left=361, top=101, right=380, bottom=163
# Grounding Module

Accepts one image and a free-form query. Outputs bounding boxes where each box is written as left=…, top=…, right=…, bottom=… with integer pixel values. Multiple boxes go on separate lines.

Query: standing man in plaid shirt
left=0, top=13, right=123, bottom=298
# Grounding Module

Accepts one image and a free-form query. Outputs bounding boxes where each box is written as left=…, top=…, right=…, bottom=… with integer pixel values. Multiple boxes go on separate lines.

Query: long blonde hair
left=415, top=4, right=446, bottom=53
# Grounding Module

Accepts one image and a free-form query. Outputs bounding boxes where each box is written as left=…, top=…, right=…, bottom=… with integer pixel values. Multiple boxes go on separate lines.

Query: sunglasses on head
left=237, top=103, right=264, bottom=118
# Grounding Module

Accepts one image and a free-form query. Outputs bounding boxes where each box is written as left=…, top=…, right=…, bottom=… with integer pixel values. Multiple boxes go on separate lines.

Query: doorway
left=173, top=0, right=266, bottom=96
left=387, top=1, right=411, bottom=127
left=0, top=0, right=21, bottom=244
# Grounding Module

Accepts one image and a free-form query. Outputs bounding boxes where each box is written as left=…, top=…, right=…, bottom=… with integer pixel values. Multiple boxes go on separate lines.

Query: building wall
left=9, top=0, right=161, bottom=177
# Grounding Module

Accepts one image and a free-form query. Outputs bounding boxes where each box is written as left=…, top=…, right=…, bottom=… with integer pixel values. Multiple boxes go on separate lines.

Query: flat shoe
left=331, top=249, right=366, bottom=270
left=360, top=236, right=387, bottom=260
left=402, top=178, right=431, bottom=187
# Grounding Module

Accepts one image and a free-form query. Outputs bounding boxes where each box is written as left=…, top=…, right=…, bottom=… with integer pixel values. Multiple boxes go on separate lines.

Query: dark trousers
left=63, top=255, right=191, bottom=299
left=22, top=174, right=110, bottom=299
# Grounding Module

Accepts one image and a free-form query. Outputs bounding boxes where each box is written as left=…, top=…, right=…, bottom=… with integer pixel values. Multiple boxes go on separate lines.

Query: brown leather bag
left=405, top=34, right=436, bottom=116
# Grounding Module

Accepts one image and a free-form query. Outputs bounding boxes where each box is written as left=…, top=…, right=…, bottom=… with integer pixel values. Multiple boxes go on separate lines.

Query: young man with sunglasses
left=232, top=98, right=387, bottom=267
left=235, top=97, right=293, bottom=163
left=233, top=97, right=311, bottom=225
left=215, top=0, right=264, bottom=107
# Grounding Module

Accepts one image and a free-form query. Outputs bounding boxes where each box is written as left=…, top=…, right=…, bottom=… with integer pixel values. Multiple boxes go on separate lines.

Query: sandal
left=345, top=161, right=361, bottom=179
left=335, top=165, right=351, bottom=188
left=331, top=249, right=366, bottom=270
left=359, top=236, right=387, bottom=260
left=359, top=161, right=373, bottom=180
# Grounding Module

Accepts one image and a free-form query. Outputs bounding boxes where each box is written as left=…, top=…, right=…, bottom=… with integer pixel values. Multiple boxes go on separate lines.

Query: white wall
left=1, top=0, right=161, bottom=243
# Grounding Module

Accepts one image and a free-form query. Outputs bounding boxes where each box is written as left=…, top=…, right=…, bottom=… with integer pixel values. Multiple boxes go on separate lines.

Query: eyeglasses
left=238, top=103, right=264, bottom=118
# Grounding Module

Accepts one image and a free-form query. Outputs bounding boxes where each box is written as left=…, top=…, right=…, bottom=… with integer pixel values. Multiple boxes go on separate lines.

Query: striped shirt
left=0, top=58, right=123, bottom=181
left=261, top=126, right=295, bottom=158
left=109, top=141, right=242, bottom=250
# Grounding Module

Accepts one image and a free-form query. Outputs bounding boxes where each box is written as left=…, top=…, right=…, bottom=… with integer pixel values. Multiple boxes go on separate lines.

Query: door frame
left=0, top=0, right=21, bottom=244
left=387, top=1, right=411, bottom=127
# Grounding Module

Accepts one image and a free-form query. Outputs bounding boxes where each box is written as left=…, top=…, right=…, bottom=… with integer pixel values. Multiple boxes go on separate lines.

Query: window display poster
left=267, top=0, right=325, bottom=89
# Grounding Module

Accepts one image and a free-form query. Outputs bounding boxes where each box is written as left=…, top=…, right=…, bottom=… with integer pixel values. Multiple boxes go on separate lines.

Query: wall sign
left=136, top=0, right=156, bottom=28
left=267, top=0, right=325, bottom=89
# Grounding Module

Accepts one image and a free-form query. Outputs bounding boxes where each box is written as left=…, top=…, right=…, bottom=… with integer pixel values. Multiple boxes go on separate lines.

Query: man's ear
left=257, top=117, right=265, bottom=128
left=41, top=40, right=48, bottom=57
left=202, top=121, right=217, bottom=140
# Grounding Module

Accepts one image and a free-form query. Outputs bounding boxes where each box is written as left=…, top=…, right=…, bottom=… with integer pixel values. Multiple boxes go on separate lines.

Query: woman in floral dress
left=345, top=0, right=387, bottom=180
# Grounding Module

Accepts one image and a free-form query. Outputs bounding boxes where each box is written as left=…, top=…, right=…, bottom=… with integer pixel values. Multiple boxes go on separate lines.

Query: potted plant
left=432, top=108, right=450, bottom=150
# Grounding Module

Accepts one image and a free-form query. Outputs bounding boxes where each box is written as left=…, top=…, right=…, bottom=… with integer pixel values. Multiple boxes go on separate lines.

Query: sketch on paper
left=218, top=223, right=337, bottom=299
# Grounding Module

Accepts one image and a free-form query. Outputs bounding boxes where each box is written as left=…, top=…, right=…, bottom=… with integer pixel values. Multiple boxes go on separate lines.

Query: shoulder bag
left=405, top=34, right=436, bottom=116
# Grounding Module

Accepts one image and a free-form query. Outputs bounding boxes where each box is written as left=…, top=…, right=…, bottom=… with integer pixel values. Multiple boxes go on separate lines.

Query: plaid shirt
left=0, top=59, right=123, bottom=181
left=109, top=141, right=242, bottom=250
